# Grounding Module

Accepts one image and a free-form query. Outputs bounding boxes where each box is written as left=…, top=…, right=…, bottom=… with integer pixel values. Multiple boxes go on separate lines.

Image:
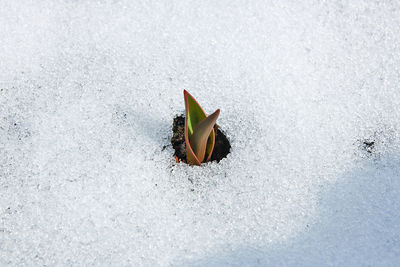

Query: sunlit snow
left=1, top=1, right=400, bottom=266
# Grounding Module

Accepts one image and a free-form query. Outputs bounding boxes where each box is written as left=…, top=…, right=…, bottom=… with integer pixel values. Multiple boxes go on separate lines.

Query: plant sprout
left=184, top=90, right=220, bottom=166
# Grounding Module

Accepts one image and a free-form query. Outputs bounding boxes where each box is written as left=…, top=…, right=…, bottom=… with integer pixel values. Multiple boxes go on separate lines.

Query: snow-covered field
left=1, top=1, right=400, bottom=266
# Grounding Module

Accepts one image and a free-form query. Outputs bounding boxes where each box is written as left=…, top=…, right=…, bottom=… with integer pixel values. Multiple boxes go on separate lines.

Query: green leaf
left=184, top=90, right=218, bottom=165
left=184, top=91, right=206, bottom=137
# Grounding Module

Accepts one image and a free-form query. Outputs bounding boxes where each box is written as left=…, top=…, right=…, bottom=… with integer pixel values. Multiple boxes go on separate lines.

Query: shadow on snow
left=179, top=152, right=400, bottom=266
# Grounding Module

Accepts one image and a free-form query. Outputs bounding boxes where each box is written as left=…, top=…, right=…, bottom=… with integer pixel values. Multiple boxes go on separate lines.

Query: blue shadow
left=179, top=152, right=400, bottom=266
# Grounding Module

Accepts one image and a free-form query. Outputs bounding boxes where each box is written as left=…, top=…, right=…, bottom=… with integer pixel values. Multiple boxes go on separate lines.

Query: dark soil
left=363, top=140, right=375, bottom=154
left=171, top=115, right=230, bottom=164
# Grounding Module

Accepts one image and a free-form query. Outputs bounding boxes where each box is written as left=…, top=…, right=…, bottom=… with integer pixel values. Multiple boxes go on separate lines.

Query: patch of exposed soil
left=171, top=115, right=230, bottom=164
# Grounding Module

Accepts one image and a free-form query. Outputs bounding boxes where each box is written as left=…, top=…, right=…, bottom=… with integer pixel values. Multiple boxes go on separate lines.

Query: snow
left=1, top=0, right=400, bottom=266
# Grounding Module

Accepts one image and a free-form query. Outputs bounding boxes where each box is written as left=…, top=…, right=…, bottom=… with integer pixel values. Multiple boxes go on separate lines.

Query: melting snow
left=1, top=1, right=400, bottom=266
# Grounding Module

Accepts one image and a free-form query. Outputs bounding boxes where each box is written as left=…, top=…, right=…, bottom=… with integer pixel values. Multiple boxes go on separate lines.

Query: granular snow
left=1, top=1, right=400, bottom=266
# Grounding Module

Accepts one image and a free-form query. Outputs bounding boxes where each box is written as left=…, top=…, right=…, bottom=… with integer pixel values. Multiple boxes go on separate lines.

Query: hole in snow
left=171, top=115, right=231, bottom=164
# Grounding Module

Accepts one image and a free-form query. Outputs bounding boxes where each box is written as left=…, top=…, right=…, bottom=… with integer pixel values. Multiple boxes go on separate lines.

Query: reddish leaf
left=184, top=90, right=217, bottom=165
left=189, top=109, right=220, bottom=163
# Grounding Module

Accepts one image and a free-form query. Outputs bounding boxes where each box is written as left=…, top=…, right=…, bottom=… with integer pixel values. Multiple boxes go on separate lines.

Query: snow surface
left=1, top=0, right=400, bottom=266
